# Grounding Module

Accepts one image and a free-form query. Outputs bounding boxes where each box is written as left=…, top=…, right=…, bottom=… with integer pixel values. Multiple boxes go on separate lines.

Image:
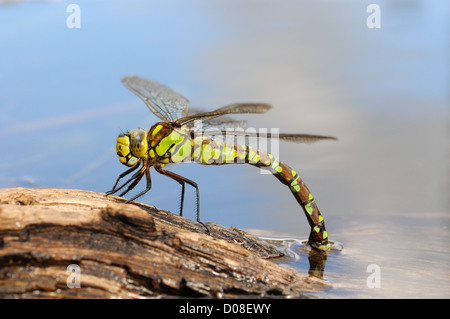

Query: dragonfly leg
left=154, top=165, right=209, bottom=234
left=179, top=182, right=185, bottom=217
left=124, top=168, right=152, bottom=203
left=106, top=163, right=140, bottom=195
left=107, top=165, right=143, bottom=196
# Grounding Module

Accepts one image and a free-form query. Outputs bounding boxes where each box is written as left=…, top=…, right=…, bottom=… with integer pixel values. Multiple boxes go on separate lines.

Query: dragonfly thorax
left=116, top=128, right=148, bottom=167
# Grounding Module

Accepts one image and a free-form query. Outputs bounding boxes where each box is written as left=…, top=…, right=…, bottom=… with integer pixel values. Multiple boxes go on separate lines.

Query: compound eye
left=129, top=129, right=148, bottom=158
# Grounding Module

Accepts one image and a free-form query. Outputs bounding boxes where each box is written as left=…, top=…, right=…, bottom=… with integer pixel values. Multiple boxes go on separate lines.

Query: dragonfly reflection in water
left=107, top=75, right=337, bottom=254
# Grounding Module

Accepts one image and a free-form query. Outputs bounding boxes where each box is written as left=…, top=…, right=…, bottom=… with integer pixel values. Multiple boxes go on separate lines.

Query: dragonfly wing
left=198, top=131, right=338, bottom=144
left=186, top=108, right=249, bottom=132
left=176, top=103, right=271, bottom=126
left=122, top=75, right=190, bottom=122
left=276, top=133, right=338, bottom=143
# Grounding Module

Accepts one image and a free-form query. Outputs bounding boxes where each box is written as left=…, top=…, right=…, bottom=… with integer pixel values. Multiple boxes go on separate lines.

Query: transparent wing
left=176, top=103, right=271, bottom=126
left=197, top=131, right=338, bottom=144
left=122, top=75, right=190, bottom=122
left=186, top=107, right=249, bottom=132
left=183, top=104, right=336, bottom=144
left=121, top=76, right=337, bottom=144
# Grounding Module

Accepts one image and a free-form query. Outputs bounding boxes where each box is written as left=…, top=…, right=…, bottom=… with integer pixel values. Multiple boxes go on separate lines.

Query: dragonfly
left=107, top=75, right=337, bottom=251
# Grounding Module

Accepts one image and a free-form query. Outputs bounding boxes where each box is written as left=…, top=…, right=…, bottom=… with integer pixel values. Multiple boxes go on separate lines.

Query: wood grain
left=0, top=187, right=327, bottom=298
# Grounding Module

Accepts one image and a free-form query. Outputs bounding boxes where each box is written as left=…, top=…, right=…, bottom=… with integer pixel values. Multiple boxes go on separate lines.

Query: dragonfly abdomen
left=265, top=157, right=329, bottom=249
left=189, top=136, right=330, bottom=250
left=236, top=145, right=329, bottom=249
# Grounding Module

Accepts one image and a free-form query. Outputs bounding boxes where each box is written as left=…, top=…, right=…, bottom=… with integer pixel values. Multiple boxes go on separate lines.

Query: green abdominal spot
left=305, top=203, right=313, bottom=215
left=171, top=141, right=191, bottom=162
left=202, top=143, right=221, bottom=163
left=222, top=146, right=237, bottom=162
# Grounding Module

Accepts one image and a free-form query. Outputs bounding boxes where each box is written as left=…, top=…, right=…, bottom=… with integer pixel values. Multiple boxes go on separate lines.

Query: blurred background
left=0, top=0, right=448, bottom=298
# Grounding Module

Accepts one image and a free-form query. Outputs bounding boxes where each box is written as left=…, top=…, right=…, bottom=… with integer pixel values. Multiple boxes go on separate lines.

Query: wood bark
left=0, top=187, right=327, bottom=298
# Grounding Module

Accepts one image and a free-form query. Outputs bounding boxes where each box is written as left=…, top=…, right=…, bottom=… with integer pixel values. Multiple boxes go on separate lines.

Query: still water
left=0, top=0, right=448, bottom=298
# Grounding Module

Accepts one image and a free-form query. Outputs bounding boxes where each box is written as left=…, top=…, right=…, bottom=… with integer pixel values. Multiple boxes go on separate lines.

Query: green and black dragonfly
left=107, top=75, right=337, bottom=251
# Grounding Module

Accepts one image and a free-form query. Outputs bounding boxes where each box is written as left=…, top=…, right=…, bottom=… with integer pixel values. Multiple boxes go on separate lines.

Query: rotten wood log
left=0, top=187, right=328, bottom=298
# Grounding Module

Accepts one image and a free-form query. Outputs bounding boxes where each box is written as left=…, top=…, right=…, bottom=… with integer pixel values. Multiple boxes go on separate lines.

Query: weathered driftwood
left=0, top=187, right=327, bottom=298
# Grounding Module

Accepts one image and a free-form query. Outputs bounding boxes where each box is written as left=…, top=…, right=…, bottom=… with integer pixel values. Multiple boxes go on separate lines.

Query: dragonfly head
left=116, top=129, right=148, bottom=167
